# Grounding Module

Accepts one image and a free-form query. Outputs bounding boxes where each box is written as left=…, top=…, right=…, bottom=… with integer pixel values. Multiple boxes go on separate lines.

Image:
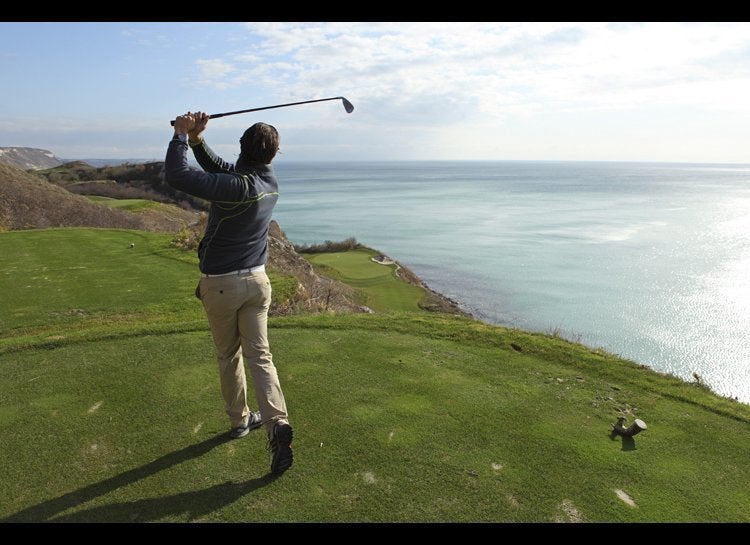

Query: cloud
left=195, top=58, right=235, bottom=88
left=6, top=22, right=750, bottom=162
left=219, top=22, right=750, bottom=121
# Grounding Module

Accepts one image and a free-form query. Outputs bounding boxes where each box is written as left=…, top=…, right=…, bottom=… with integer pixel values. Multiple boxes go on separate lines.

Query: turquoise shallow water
left=272, top=160, right=750, bottom=403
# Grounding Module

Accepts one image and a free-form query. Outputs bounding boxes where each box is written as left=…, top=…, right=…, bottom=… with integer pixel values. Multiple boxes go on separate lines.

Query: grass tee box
left=1, top=228, right=749, bottom=522
left=0, top=228, right=200, bottom=335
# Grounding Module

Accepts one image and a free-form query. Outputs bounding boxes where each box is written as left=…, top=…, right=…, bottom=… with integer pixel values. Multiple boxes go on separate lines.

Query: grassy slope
left=0, top=163, right=196, bottom=233
left=1, top=229, right=748, bottom=523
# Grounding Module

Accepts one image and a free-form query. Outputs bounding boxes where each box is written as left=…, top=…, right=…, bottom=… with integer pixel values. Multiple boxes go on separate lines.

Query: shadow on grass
left=48, top=476, right=277, bottom=522
left=3, top=432, right=277, bottom=523
left=609, top=431, right=637, bottom=451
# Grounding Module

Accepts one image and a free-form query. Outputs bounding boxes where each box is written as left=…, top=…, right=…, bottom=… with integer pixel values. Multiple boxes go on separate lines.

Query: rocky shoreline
left=370, top=251, right=472, bottom=318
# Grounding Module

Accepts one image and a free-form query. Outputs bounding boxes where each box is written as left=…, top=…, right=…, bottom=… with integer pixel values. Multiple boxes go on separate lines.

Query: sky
left=1, top=21, right=750, bottom=164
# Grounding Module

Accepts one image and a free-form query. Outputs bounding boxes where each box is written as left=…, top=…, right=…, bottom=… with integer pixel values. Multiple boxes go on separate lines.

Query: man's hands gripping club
left=172, top=111, right=210, bottom=144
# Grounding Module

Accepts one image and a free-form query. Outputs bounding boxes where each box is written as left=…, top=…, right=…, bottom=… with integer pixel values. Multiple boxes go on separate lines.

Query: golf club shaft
left=170, top=96, right=353, bottom=126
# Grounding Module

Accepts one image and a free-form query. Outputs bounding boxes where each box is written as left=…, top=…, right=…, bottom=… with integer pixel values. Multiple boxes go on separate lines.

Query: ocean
left=271, top=160, right=750, bottom=404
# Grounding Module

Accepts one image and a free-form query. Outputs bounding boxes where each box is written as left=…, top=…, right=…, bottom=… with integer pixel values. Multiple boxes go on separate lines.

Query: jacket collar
left=236, top=157, right=273, bottom=174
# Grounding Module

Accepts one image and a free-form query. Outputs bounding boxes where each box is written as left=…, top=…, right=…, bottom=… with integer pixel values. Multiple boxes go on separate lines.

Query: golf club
left=170, top=96, right=354, bottom=126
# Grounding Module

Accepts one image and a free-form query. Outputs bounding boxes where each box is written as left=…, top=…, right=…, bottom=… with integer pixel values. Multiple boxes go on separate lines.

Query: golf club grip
left=169, top=112, right=229, bottom=127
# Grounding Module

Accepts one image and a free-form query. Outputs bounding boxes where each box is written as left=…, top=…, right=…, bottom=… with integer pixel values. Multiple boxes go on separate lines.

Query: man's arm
left=187, top=111, right=235, bottom=174
left=165, top=113, right=249, bottom=202
left=190, top=138, right=236, bottom=174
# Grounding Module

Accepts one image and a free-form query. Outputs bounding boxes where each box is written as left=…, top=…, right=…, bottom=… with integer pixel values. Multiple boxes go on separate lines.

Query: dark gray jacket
left=164, top=134, right=279, bottom=274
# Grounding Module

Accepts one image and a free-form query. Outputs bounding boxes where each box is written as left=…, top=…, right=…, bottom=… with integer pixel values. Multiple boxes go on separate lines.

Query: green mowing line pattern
left=1, top=229, right=749, bottom=522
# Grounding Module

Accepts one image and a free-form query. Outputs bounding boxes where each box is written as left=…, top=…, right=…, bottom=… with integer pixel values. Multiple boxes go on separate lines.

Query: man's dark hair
left=239, top=122, right=280, bottom=165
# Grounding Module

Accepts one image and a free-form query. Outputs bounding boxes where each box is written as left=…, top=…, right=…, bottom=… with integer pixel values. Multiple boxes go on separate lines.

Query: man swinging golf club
left=165, top=110, right=293, bottom=476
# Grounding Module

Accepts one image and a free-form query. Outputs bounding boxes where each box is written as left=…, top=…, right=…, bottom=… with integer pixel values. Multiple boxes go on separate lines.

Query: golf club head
left=342, top=98, right=354, bottom=114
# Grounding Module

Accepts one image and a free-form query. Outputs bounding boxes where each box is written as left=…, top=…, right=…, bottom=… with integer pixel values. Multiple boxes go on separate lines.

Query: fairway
left=1, top=229, right=749, bottom=522
left=85, top=196, right=160, bottom=211
left=306, top=248, right=427, bottom=312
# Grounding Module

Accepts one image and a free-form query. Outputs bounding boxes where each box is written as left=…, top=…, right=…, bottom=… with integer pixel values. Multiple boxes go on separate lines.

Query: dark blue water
left=273, top=160, right=750, bottom=403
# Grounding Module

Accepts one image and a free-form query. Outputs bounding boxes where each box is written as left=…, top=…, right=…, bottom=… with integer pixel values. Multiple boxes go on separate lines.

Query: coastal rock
left=0, top=147, right=63, bottom=170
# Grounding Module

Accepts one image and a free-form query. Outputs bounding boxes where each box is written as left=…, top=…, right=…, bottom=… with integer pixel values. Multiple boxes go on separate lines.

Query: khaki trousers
left=199, top=270, right=288, bottom=434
